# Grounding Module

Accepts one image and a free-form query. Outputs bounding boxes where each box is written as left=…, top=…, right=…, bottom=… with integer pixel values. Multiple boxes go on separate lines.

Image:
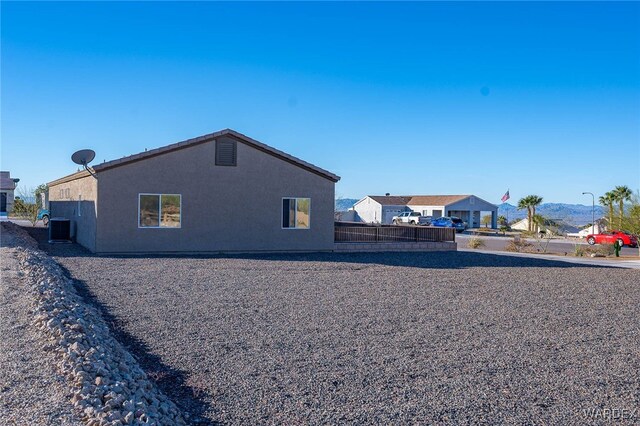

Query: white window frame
left=281, top=197, right=311, bottom=230
left=138, top=193, right=182, bottom=229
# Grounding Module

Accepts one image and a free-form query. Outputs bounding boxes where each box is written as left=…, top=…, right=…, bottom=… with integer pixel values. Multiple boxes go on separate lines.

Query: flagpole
left=501, top=189, right=510, bottom=226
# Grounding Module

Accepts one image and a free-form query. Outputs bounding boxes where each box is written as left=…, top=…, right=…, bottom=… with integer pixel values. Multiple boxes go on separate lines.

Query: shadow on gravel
left=23, top=227, right=217, bottom=424
left=23, top=226, right=600, bottom=270
left=58, top=264, right=218, bottom=425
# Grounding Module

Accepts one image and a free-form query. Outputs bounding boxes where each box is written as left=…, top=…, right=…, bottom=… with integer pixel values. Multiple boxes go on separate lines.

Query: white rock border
left=7, top=224, right=187, bottom=426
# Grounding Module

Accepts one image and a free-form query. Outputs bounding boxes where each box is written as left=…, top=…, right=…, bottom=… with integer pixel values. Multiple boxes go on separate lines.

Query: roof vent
left=216, top=139, right=237, bottom=166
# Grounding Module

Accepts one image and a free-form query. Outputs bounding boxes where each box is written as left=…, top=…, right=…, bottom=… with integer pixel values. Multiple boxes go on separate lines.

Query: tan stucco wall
left=95, top=136, right=336, bottom=253
left=49, top=175, right=98, bottom=252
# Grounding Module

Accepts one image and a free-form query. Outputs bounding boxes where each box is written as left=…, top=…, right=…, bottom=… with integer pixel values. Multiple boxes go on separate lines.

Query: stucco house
left=353, top=195, right=499, bottom=228
left=510, top=217, right=580, bottom=236
left=566, top=219, right=607, bottom=238
left=0, top=171, right=19, bottom=215
left=48, top=129, right=340, bottom=254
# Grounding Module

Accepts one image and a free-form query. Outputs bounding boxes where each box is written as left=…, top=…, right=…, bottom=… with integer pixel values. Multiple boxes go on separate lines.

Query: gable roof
left=49, top=129, right=340, bottom=186
left=363, top=194, right=498, bottom=208
left=407, top=195, right=471, bottom=206
left=368, top=195, right=413, bottom=205
left=367, top=194, right=471, bottom=206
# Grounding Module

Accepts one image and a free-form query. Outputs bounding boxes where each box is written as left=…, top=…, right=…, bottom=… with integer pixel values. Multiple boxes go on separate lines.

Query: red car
left=586, top=230, right=638, bottom=248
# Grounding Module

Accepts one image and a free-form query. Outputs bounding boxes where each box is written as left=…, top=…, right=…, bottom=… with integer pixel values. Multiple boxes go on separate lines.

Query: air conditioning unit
left=49, top=218, right=71, bottom=243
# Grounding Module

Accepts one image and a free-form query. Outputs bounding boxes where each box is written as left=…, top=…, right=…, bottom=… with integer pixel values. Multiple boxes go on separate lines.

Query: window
left=282, top=198, right=310, bottom=229
left=139, top=194, right=181, bottom=228
left=77, top=195, right=81, bottom=217
left=215, top=139, right=237, bottom=166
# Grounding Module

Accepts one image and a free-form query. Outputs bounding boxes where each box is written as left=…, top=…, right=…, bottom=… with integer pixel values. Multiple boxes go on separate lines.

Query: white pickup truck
left=392, top=211, right=430, bottom=225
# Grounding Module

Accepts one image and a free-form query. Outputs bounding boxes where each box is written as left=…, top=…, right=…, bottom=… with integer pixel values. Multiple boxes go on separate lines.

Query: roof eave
left=91, top=129, right=340, bottom=183
left=48, top=169, right=95, bottom=186
left=224, top=130, right=340, bottom=182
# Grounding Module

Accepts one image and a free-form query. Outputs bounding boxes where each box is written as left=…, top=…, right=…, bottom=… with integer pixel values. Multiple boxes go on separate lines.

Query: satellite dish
left=71, top=149, right=96, bottom=166
left=71, top=149, right=98, bottom=179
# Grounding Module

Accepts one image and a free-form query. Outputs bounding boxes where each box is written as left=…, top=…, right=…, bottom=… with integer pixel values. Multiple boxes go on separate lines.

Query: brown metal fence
left=335, top=225, right=456, bottom=243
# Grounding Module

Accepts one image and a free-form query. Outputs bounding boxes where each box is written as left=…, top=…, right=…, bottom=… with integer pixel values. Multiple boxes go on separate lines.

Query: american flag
left=501, top=190, right=510, bottom=203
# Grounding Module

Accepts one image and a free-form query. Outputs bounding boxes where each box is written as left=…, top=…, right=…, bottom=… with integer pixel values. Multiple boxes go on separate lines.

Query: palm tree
left=599, top=191, right=616, bottom=229
left=613, top=185, right=633, bottom=228
left=529, top=195, right=543, bottom=220
left=517, top=195, right=543, bottom=232
left=517, top=197, right=533, bottom=232
left=532, top=214, right=546, bottom=234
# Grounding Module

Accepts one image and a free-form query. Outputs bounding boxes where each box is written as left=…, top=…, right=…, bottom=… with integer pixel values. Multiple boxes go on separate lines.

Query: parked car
left=37, top=208, right=50, bottom=226
left=419, top=216, right=433, bottom=226
left=586, top=230, right=638, bottom=248
left=392, top=211, right=429, bottom=225
left=430, top=216, right=467, bottom=233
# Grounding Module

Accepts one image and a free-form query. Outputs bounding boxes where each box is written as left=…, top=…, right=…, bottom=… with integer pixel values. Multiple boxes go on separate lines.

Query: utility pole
left=582, top=192, right=595, bottom=234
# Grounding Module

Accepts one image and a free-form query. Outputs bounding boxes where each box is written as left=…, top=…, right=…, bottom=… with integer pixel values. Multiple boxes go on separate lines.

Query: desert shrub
left=505, top=237, right=533, bottom=252
left=596, top=244, right=616, bottom=257
left=583, top=244, right=615, bottom=257
left=467, top=237, right=485, bottom=249
left=574, top=245, right=586, bottom=257
left=12, top=198, right=29, bottom=214
left=12, top=192, right=39, bottom=226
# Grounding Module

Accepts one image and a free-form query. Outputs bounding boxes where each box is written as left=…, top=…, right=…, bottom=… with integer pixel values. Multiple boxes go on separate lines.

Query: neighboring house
left=353, top=195, right=499, bottom=228
left=0, top=171, right=19, bottom=215
left=48, top=129, right=340, bottom=254
left=510, top=217, right=580, bottom=236
left=353, top=195, right=412, bottom=225
left=566, top=219, right=607, bottom=238
left=335, top=209, right=357, bottom=222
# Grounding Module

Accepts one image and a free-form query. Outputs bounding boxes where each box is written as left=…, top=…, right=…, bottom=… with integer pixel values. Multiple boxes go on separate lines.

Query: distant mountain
left=335, top=198, right=359, bottom=212
left=498, top=203, right=605, bottom=226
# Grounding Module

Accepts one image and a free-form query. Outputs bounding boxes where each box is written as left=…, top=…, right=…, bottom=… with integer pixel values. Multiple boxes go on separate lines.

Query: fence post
left=376, top=226, right=380, bottom=242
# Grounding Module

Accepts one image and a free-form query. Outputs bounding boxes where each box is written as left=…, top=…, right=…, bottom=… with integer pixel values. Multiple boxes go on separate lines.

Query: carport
left=408, top=195, right=499, bottom=228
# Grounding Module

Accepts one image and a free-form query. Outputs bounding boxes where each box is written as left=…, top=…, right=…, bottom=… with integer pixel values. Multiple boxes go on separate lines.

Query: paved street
left=457, top=233, right=639, bottom=257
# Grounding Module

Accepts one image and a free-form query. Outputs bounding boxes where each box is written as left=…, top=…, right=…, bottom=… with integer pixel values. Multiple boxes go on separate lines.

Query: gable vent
left=215, top=139, right=237, bottom=166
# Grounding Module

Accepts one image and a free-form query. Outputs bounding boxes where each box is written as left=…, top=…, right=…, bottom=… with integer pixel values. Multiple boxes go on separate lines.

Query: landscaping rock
left=1, top=222, right=186, bottom=425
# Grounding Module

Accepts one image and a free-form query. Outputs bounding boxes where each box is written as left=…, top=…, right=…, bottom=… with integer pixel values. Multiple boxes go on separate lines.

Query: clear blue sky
left=2, top=2, right=639, bottom=204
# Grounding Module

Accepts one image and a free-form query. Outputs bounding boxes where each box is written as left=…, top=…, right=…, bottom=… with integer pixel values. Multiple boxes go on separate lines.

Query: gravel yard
left=1, top=227, right=82, bottom=425
left=31, top=230, right=640, bottom=424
